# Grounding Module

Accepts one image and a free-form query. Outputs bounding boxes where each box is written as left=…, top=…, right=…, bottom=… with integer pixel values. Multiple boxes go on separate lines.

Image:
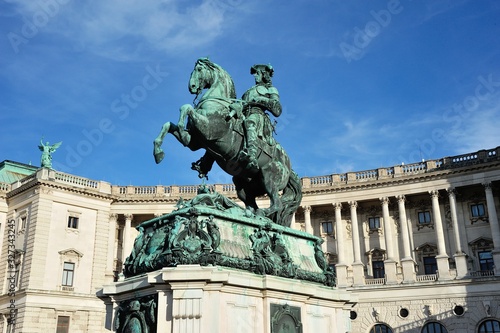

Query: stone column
left=333, top=203, right=348, bottom=287
left=429, top=190, right=450, bottom=279
left=380, top=197, right=395, bottom=260
left=380, top=197, right=397, bottom=283
left=349, top=201, right=364, bottom=285
left=484, top=183, right=500, bottom=275
left=397, top=195, right=416, bottom=283
left=303, top=206, right=313, bottom=235
left=106, top=213, right=118, bottom=282
left=448, top=188, right=468, bottom=277
left=123, top=214, right=134, bottom=265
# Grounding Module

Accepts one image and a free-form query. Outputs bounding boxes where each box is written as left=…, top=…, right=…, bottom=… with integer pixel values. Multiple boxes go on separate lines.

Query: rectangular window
left=20, top=215, right=27, bottom=231
left=479, top=251, right=494, bottom=271
left=471, top=203, right=486, bottom=218
left=62, top=262, right=75, bottom=286
left=67, top=216, right=79, bottom=229
left=56, top=316, right=70, bottom=333
left=368, top=217, right=380, bottom=230
left=418, top=211, right=432, bottom=224
left=321, top=222, right=333, bottom=235
left=423, top=256, right=437, bottom=274
left=372, top=260, right=385, bottom=278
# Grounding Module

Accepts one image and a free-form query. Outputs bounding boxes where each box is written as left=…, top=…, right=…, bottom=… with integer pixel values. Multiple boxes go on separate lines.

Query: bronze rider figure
left=239, top=64, right=282, bottom=171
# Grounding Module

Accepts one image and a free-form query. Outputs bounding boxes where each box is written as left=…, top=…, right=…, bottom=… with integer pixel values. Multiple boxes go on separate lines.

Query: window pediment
left=58, top=248, right=84, bottom=258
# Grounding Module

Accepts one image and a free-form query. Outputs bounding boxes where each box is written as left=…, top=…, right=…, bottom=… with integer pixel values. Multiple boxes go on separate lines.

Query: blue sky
left=1, top=0, right=499, bottom=186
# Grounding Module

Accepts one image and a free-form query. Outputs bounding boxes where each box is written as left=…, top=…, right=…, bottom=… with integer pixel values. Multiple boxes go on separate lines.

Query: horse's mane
left=196, top=58, right=237, bottom=99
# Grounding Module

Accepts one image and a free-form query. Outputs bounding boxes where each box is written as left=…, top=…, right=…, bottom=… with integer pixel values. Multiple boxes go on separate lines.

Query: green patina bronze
left=38, top=138, right=62, bottom=169
left=153, top=58, right=302, bottom=227
left=113, top=295, right=157, bottom=333
left=130, top=59, right=335, bottom=287
left=271, top=304, right=302, bottom=333
left=123, top=186, right=335, bottom=286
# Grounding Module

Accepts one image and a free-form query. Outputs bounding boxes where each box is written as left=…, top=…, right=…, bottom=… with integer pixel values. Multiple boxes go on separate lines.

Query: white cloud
left=6, top=0, right=248, bottom=59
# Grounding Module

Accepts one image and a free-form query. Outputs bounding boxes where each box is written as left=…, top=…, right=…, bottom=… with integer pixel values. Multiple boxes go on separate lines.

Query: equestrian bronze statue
left=153, top=58, right=302, bottom=227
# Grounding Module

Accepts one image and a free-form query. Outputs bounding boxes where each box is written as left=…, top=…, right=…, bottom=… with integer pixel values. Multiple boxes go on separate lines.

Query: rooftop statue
left=38, top=138, right=62, bottom=169
left=153, top=58, right=302, bottom=226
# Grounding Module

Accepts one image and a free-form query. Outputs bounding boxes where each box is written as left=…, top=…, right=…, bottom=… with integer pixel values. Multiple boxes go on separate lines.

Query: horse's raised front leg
left=153, top=121, right=191, bottom=164
left=177, top=104, right=194, bottom=144
left=153, top=122, right=171, bottom=164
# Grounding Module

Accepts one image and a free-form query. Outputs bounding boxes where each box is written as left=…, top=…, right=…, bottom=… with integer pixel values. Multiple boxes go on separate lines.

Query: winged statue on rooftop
left=38, top=138, right=62, bottom=169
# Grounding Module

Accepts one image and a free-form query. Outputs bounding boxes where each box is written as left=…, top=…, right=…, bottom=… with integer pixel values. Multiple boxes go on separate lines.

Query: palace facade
left=0, top=146, right=500, bottom=332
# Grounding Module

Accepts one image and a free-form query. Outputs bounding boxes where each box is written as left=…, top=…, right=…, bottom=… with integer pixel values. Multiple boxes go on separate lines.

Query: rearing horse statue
left=153, top=58, right=302, bottom=227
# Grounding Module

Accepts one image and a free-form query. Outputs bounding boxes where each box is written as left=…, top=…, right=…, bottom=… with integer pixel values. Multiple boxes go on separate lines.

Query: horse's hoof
left=154, top=151, right=165, bottom=164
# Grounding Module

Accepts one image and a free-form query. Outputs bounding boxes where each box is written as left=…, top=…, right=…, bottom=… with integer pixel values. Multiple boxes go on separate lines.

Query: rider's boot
left=243, top=128, right=259, bottom=172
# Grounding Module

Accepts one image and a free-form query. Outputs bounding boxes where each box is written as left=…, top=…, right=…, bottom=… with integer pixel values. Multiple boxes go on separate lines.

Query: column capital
left=124, top=213, right=134, bottom=222
left=429, top=190, right=440, bottom=198
left=483, top=182, right=493, bottom=191
left=396, top=195, right=406, bottom=203
left=379, top=197, right=390, bottom=205
left=447, top=188, right=457, bottom=197
left=332, top=202, right=342, bottom=210
left=349, top=201, right=358, bottom=209
left=109, top=213, right=118, bottom=221
left=302, top=205, right=312, bottom=213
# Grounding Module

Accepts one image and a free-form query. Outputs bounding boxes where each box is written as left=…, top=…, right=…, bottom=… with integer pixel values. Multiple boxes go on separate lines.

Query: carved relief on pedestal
left=114, top=295, right=157, bottom=333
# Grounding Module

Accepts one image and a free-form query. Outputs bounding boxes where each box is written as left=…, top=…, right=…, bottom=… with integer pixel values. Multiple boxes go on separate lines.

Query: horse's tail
left=278, top=170, right=303, bottom=227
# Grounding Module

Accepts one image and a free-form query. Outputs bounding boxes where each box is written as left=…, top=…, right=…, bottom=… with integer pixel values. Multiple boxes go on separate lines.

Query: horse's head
left=189, top=58, right=211, bottom=95
left=188, top=58, right=236, bottom=99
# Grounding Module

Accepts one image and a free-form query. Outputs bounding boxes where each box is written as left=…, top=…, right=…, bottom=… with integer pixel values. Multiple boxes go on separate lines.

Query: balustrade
left=416, top=274, right=437, bottom=282
left=365, top=277, right=386, bottom=285
left=54, top=172, right=98, bottom=188
left=0, top=182, right=10, bottom=192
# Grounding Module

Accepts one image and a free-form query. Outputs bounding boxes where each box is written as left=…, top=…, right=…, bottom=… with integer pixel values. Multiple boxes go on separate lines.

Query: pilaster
left=106, top=213, right=118, bottom=281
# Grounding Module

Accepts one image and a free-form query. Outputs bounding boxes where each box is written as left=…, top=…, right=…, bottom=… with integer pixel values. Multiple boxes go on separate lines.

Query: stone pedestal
left=99, top=265, right=355, bottom=333
left=436, top=255, right=451, bottom=280
left=352, top=262, right=365, bottom=286
left=384, top=259, right=398, bottom=284
left=99, top=191, right=355, bottom=332
left=401, top=258, right=416, bottom=283
left=454, top=253, right=468, bottom=278
left=335, top=264, right=349, bottom=288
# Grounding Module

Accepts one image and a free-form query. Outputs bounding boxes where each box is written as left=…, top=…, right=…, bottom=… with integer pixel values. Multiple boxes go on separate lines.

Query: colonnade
left=298, top=183, right=500, bottom=286
left=107, top=183, right=500, bottom=285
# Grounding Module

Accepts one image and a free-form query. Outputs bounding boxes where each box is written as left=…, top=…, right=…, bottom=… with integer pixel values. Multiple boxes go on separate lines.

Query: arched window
left=478, top=320, right=500, bottom=333
left=370, top=324, right=393, bottom=333
left=422, top=322, right=448, bottom=333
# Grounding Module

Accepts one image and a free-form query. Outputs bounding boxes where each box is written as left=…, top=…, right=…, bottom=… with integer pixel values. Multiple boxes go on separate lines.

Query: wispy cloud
left=6, top=0, right=248, bottom=59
